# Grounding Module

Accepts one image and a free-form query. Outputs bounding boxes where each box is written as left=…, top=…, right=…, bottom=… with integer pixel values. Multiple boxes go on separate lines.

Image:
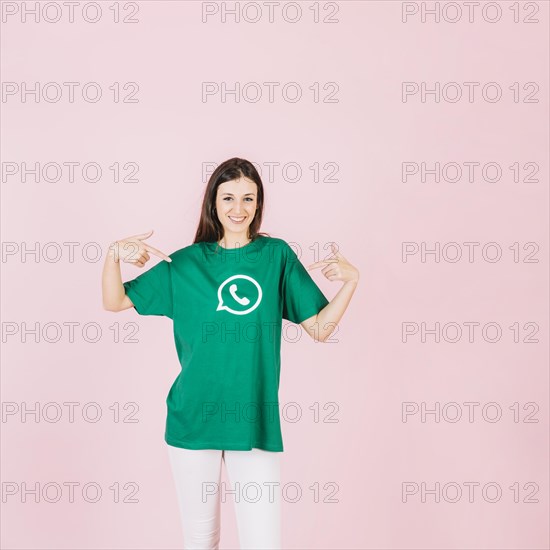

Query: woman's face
left=215, top=176, right=258, bottom=240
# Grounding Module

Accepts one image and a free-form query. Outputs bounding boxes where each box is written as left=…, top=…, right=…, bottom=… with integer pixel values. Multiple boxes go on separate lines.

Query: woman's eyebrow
left=221, top=192, right=256, bottom=196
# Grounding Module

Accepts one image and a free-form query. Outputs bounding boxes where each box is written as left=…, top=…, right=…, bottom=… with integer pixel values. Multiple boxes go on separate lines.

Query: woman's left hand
left=306, top=242, right=360, bottom=284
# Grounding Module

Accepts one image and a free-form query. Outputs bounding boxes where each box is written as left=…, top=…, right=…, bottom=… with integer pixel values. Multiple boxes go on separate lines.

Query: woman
left=102, top=157, right=359, bottom=549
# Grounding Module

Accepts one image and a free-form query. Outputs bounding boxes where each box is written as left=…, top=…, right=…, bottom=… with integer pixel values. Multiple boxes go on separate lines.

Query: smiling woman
left=102, top=156, right=359, bottom=549
left=193, top=157, right=271, bottom=251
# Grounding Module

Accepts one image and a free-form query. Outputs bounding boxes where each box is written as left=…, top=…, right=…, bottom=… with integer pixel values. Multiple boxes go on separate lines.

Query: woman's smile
left=228, top=216, right=246, bottom=224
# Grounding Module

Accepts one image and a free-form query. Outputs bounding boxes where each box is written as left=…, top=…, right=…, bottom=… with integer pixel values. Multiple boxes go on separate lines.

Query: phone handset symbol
left=229, top=283, right=250, bottom=306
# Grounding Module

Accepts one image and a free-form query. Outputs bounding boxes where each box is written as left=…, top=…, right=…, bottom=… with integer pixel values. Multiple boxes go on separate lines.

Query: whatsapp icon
left=216, top=275, right=262, bottom=315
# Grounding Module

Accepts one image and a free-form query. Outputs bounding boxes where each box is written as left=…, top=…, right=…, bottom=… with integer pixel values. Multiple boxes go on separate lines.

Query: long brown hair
left=193, top=157, right=271, bottom=244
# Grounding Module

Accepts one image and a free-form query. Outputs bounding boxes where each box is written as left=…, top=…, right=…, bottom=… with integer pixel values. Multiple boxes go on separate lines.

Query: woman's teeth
left=228, top=216, right=246, bottom=224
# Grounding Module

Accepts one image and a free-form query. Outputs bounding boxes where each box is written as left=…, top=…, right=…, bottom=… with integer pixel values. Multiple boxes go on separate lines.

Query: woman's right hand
left=109, top=229, right=172, bottom=268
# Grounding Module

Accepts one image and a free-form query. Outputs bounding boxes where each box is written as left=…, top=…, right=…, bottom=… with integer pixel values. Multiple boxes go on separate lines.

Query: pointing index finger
left=144, top=244, right=172, bottom=262
left=307, top=259, right=338, bottom=270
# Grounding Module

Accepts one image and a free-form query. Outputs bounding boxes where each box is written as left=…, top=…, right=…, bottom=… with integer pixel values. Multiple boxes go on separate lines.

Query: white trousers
left=167, top=444, right=282, bottom=550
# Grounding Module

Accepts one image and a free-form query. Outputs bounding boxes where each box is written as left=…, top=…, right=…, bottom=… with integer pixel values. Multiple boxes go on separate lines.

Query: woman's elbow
left=103, top=299, right=125, bottom=312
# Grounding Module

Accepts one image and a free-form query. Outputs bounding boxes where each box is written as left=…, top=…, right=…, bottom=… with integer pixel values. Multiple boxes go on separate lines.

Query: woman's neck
left=217, top=234, right=251, bottom=249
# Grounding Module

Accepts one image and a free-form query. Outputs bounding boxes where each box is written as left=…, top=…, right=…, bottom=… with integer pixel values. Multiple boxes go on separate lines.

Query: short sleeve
left=123, top=259, right=174, bottom=319
left=281, top=243, right=330, bottom=324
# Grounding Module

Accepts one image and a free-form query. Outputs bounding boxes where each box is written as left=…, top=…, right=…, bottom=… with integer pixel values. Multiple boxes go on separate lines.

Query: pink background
left=1, top=1, right=548, bottom=549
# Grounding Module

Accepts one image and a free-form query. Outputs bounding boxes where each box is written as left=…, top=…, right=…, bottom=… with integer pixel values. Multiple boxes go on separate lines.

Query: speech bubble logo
left=216, top=274, right=262, bottom=315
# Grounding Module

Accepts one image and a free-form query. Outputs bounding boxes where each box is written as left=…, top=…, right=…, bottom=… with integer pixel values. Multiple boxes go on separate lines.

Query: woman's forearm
left=102, top=242, right=126, bottom=311
left=315, top=279, right=358, bottom=342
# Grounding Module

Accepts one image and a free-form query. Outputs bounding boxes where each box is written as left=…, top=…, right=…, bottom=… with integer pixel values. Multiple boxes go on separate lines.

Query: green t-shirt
left=122, top=235, right=329, bottom=452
